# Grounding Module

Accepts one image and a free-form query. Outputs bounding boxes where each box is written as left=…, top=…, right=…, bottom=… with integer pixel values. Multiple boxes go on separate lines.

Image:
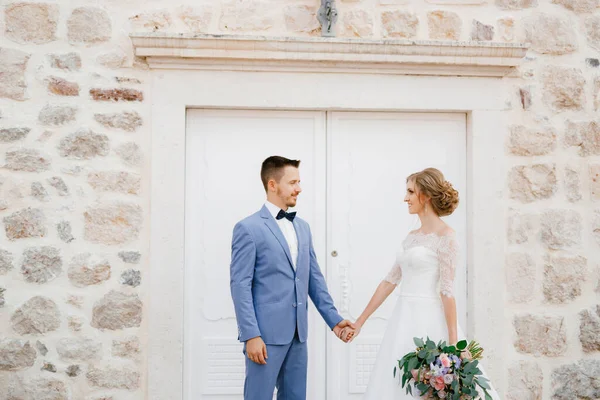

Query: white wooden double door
left=184, top=109, right=467, bottom=400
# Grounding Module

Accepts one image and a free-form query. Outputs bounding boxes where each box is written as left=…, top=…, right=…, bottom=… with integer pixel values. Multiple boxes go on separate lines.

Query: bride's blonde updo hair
left=407, top=168, right=459, bottom=217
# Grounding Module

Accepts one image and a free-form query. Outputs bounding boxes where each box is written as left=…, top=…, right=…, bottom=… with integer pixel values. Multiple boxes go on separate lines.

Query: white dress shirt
left=265, top=201, right=299, bottom=270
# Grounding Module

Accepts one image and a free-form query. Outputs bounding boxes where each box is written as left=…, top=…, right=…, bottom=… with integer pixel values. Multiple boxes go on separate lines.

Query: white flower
left=430, top=363, right=444, bottom=377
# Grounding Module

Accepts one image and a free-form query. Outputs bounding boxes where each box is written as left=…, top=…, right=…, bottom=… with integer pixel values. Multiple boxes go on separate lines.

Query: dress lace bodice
left=384, top=231, right=459, bottom=298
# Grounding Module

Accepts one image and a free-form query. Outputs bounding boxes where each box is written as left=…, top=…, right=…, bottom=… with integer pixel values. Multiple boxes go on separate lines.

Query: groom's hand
left=246, top=337, right=268, bottom=365
left=333, top=320, right=355, bottom=343
left=341, top=326, right=359, bottom=343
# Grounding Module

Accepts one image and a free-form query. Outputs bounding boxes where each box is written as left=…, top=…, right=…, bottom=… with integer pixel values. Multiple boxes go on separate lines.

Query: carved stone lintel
left=318, top=0, right=338, bottom=37
left=130, top=33, right=529, bottom=77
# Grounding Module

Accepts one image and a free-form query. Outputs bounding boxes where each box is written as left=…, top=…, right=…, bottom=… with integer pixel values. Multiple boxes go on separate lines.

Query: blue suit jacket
left=230, top=205, right=343, bottom=345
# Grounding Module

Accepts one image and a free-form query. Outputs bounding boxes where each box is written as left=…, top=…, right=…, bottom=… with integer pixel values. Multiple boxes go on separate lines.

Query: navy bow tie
left=276, top=209, right=296, bottom=222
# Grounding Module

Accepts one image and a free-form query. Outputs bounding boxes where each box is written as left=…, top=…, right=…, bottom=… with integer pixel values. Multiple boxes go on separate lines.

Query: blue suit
left=230, top=205, right=343, bottom=400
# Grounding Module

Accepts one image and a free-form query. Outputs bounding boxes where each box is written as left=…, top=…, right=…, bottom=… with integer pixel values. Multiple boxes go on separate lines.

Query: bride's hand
left=339, top=327, right=352, bottom=342
left=341, top=325, right=361, bottom=343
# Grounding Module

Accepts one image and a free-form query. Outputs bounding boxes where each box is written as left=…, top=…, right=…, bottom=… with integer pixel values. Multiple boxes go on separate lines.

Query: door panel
left=326, top=112, right=467, bottom=399
left=184, top=109, right=327, bottom=399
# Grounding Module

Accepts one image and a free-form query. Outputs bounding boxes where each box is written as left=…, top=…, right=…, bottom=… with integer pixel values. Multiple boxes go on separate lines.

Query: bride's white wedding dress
left=363, top=231, right=500, bottom=399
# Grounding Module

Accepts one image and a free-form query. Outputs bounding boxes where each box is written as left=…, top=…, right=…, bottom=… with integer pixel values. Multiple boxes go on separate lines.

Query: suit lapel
left=260, top=206, right=294, bottom=270
left=292, top=218, right=303, bottom=266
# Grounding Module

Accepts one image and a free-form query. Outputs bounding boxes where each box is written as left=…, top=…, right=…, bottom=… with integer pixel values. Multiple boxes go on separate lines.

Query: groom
left=230, top=156, right=353, bottom=400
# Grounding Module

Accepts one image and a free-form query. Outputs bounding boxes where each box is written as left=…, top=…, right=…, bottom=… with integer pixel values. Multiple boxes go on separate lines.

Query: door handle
left=331, top=250, right=338, bottom=257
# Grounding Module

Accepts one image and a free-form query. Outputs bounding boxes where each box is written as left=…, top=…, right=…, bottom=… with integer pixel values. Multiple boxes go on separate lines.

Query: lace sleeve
left=437, top=234, right=459, bottom=298
left=384, top=249, right=403, bottom=285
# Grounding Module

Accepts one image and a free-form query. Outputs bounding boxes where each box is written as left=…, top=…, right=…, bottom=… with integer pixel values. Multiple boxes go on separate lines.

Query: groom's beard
left=277, top=189, right=298, bottom=208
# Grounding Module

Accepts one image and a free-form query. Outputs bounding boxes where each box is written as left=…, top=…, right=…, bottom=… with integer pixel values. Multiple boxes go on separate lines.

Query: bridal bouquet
left=394, top=337, right=492, bottom=400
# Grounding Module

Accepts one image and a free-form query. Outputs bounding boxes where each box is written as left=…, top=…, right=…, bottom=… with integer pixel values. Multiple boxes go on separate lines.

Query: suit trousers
left=243, top=331, right=307, bottom=400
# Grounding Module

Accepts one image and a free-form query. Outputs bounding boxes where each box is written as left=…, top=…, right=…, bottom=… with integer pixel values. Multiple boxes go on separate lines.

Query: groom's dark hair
left=261, top=156, right=301, bottom=191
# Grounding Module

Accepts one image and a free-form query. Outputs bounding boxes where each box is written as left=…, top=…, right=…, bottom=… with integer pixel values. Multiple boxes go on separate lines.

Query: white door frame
left=140, top=35, right=523, bottom=400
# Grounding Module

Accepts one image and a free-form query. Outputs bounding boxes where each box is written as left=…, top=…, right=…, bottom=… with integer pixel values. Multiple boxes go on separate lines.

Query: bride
left=341, top=168, right=499, bottom=399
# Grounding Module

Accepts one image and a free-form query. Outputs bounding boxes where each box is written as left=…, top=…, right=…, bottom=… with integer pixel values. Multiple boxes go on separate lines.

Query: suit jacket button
left=293, top=302, right=297, bottom=307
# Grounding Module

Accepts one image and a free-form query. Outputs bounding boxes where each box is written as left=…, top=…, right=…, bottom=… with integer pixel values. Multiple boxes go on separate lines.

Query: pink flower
left=439, top=354, right=451, bottom=368
left=411, top=369, right=420, bottom=381
left=438, top=390, right=447, bottom=399
left=460, top=350, right=473, bottom=361
left=431, top=376, right=446, bottom=391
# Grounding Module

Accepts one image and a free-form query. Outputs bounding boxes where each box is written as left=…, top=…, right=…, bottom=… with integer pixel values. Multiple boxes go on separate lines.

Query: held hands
left=333, top=320, right=360, bottom=343
left=246, top=320, right=358, bottom=365
left=339, top=322, right=361, bottom=343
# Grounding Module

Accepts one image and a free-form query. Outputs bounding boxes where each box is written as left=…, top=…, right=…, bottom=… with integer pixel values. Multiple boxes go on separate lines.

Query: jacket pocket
left=255, top=299, right=281, bottom=307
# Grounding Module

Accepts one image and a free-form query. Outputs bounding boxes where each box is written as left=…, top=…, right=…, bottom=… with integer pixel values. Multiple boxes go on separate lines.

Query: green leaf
left=414, top=337, right=425, bottom=348
left=402, top=360, right=410, bottom=373
left=463, top=360, right=479, bottom=373
left=426, top=339, right=436, bottom=350
left=444, top=345, right=457, bottom=354
left=477, top=377, right=491, bottom=390
left=416, top=383, right=429, bottom=393
left=456, top=340, right=468, bottom=351
left=418, top=349, right=428, bottom=359
left=408, top=357, right=419, bottom=371
left=400, top=352, right=416, bottom=366
left=426, top=354, right=435, bottom=364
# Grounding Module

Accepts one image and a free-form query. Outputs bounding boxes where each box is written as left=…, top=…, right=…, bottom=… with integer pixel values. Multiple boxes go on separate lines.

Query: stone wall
left=0, top=0, right=599, bottom=399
